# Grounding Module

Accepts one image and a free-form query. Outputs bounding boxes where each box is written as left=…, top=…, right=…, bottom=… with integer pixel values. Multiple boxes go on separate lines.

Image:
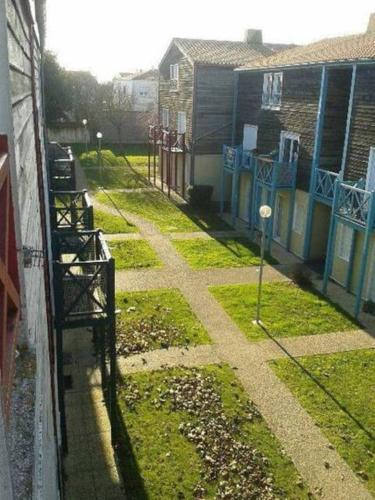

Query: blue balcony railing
left=335, top=183, right=375, bottom=228
left=255, top=157, right=296, bottom=189
left=313, top=168, right=339, bottom=204
left=223, top=145, right=242, bottom=171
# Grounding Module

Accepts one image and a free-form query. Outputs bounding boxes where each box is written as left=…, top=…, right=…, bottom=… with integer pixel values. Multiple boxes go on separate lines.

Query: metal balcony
left=312, top=168, right=339, bottom=205
left=255, top=157, right=297, bottom=189
left=53, top=230, right=115, bottom=329
left=334, top=182, right=375, bottom=229
left=50, top=190, right=94, bottom=232
left=47, top=142, right=76, bottom=191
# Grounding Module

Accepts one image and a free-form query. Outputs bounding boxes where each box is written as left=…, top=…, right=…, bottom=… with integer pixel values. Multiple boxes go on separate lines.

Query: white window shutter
left=262, top=73, right=272, bottom=108
left=175, top=64, right=179, bottom=81
left=272, top=72, right=283, bottom=107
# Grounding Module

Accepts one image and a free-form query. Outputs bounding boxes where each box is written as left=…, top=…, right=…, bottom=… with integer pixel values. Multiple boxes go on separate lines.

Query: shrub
left=187, top=184, right=213, bottom=208
left=80, top=149, right=127, bottom=167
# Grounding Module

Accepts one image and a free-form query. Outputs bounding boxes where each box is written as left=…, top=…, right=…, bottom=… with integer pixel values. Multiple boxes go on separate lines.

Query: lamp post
left=253, top=204, right=272, bottom=326
left=96, top=132, right=103, bottom=185
left=82, top=119, right=88, bottom=153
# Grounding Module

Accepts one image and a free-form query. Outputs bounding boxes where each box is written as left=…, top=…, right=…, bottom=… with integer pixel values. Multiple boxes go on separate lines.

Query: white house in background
left=114, top=69, right=158, bottom=112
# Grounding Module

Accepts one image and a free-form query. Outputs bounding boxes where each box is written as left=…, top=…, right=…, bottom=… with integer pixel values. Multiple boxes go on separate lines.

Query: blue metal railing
left=255, top=157, right=296, bottom=189
left=313, top=168, right=339, bottom=203
left=335, top=183, right=375, bottom=228
left=223, top=145, right=255, bottom=172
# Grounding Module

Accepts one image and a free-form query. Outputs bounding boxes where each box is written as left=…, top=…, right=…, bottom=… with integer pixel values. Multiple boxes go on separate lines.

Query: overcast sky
left=46, top=0, right=374, bottom=82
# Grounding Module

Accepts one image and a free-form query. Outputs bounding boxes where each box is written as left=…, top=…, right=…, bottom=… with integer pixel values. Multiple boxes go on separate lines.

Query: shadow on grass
left=115, top=404, right=149, bottom=500
left=260, top=322, right=374, bottom=440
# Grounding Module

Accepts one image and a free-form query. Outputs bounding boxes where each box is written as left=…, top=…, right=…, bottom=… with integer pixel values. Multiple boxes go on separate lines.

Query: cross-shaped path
left=95, top=196, right=375, bottom=500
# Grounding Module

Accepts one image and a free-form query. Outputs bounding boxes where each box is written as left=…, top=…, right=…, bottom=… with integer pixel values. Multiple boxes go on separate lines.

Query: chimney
left=244, top=29, right=263, bottom=45
left=367, top=13, right=375, bottom=33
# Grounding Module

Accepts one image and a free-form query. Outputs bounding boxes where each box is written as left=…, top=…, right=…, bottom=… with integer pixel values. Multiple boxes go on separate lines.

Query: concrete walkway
left=94, top=193, right=375, bottom=500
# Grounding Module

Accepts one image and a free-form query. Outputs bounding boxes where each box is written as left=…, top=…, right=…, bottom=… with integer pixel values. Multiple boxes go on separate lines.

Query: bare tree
left=99, top=82, right=133, bottom=149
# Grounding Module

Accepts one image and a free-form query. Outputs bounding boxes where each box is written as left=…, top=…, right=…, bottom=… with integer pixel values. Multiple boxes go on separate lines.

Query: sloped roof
left=170, top=38, right=272, bottom=66
left=240, top=33, right=375, bottom=71
left=131, top=69, right=158, bottom=80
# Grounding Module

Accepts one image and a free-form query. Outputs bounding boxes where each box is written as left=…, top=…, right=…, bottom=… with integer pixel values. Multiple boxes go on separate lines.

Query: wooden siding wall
left=320, top=68, right=352, bottom=172
left=345, top=65, right=375, bottom=181
left=194, top=65, right=235, bottom=154
left=6, top=0, right=59, bottom=497
left=159, top=45, right=194, bottom=147
left=236, top=68, right=321, bottom=191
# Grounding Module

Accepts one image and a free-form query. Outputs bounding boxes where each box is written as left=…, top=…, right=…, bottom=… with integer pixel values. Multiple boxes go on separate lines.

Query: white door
left=279, top=131, right=300, bottom=163
left=366, top=147, right=375, bottom=191
left=243, top=124, right=258, bottom=151
left=273, top=193, right=284, bottom=242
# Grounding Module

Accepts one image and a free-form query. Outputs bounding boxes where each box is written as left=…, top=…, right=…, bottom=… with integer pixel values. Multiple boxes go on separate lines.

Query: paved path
left=94, top=194, right=375, bottom=499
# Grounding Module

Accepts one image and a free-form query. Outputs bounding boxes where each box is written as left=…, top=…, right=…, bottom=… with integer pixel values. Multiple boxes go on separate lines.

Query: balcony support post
left=287, top=166, right=297, bottom=251
left=220, top=146, right=226, bottom=216
left=250, top=159, right=259, bottom=240
left=304, top=66, right=328, bottom=260
left=354, top=193, right=375, bottom=317
left=323, top=180, right=339, bottom=294
left=247, top=167, right=255, bottom=229
left=231, top=154, right=240, bottom=226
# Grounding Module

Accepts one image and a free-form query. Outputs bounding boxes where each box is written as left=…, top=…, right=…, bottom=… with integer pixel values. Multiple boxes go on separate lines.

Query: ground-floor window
left=336, top=223, right=353, bottom=262
left=292, top=202, right=304, bottom=234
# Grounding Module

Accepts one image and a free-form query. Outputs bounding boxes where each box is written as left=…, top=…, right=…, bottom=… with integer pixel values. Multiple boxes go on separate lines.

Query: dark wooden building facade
left=224, top=15, right=375, bottom=315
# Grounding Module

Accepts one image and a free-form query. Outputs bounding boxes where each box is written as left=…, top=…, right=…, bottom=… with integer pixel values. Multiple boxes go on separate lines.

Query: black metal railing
left=50, top=190, right=94, bottom=232
left=48, top=142, right=76, bottom=191
left=53, top=230, right=115, bottom=328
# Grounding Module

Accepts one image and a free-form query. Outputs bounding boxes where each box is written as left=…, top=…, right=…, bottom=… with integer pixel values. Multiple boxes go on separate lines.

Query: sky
left=46, top=0, right=375, bottom=82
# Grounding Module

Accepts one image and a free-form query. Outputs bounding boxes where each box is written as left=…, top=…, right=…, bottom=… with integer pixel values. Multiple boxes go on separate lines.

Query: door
left=366, top=147, right=375, bottom=191
left=243, top=124, right=258, bottom=151
left=279, top=131, right=300, bottom=163
left=273, top=193, right=284, bottom=242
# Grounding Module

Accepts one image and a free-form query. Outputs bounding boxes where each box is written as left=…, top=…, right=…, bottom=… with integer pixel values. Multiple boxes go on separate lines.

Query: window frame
left=261, top=71, right=283, bottom=110
left=177, top=111, right=187, bottom=134
left=292, top=202, right=304, bottom=235
left=161, top=108, right=169, bottom=128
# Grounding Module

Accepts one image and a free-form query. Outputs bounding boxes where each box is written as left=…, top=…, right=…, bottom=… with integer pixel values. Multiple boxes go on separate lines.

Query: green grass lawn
left=95, top=209, right=137, bottom=234
left=173, top=237, right=278, bottom=269
left=116, top=289, right=210, bottom=355
left=117, top=364, right=310, bottom=499
left=271, top=349, right=375, bottom=493
left=96, top=190, right=230, bottom=233
left=108, top=240, right=161, bottom=270
left=82, top=165, right=149, bottom=190
left=210, top=281, right=359, bottom=342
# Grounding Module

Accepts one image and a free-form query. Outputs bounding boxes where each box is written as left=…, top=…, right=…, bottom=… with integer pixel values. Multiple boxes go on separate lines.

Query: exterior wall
left=289, top=189, right=309, bottom=257
left=114, top=77, right=158, bottom=112
left=194, top=66, right=235, bottom=154
left=194, top=154, right=224, bottom=200
left=2, top=0, right=59, bottom=497
left=48, top=126, right=87, bottom=144
left=236, top=68, right=321, bottom=191
left=345, top=65, right=375, bottom=181
left=159, top=45, right=194, bottom=147
left=309, top=202, right=331, bottom=260
left=238, top=172, right=251, bottom=221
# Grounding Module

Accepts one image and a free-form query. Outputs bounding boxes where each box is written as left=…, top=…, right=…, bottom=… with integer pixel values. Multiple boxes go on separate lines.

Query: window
left=292, top=202, right=304, bottom=234
left=162, top=108, right=169, bottom=128
left=139, top=88, right=148, bottom=97
left=177, top=111, right=186, bottom=134
left=262, top=72, right=283, bottom=110
left=279, top=131, right=299, bottom=163
left=337, top=223, right=353, bottom=262
left=170, top=64, right=179, bottom=90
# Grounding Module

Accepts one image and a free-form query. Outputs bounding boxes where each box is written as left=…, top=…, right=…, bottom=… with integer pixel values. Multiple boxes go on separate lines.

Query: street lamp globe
left=96, top=132, right=103, bottom=139
left=82, top=118, right=88, bottom=126
left=259, top=205, right=272, bottom=219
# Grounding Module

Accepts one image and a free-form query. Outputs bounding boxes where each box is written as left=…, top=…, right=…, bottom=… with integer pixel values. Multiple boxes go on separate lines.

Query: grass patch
left=96, top=190, right=229, bottom=233
left=173, top=237, right=278, bottom=269
left=117, top=364, right=309, bottom=499
left=271, top=349, right=375, bottom=493
left=210, top=281, right=358, bottom=341
left=94, top=209, right=137, bottom=234
left=116, top=289, right=210, bottom=355
left=108, top=240, right=161, bottom=270
left=82, top=164, right=149, bottom=190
